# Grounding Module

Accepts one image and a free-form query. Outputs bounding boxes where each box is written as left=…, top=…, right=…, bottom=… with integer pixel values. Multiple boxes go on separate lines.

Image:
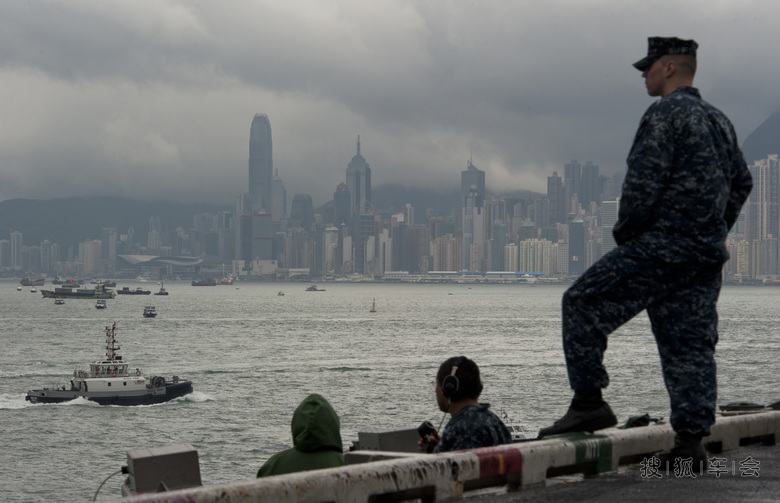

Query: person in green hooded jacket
left=257, top=393, right=344, bottom=477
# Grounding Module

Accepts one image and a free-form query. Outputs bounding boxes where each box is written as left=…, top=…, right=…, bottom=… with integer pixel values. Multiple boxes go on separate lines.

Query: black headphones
left=441, top=356, right=465, bottom=400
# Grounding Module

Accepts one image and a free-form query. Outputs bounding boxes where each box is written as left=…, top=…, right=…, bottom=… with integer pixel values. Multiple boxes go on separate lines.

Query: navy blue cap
left=633, top=37, right=698, bottom=71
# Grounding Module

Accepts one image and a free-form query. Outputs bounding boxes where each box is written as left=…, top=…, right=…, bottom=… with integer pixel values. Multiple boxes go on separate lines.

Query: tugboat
left=154, top=282, right=169, bottom=296
left=500, top=409, right=533, bottom=441
left=25, top=322, right=192, bottom=405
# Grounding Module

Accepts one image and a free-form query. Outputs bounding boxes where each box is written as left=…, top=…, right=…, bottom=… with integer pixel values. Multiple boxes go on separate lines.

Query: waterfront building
left=745, top=155, right=779, bottom=242
left=504, top=243, right=518, bottom=271
left=462, top=185, right=485, bottom=271
left=432, top=236, right=461, bottom=272
left=353, top=204, right=377, bottom=274
left=323, top=227, right=339, bottom=275
left=490, top=222, right=508, bottom=272
left=240, top=212, right=273, bottom=266
left=81, top=239, right=102, bottom=275
left=377, top=228, right=392, bottom=275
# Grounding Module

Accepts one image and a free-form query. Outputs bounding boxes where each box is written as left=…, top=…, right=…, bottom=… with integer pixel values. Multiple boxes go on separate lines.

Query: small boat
left=500, top=409, right=532, bottom=441
left=25, top=322, right=193, bottom=406
left=370, top=298, right=376, bottom=313
left=30, top=287, right=37, bottom=293
left=305, top=284, right=325, bottom=292
left=16, top=285, right=22, bottom=291
left=117, top=286, right=152, bottom=295
left=143, top=305, right=157, bottom=318
left=277, top=291, right=285, bottom=296
left=55, top=299, right=65, bottom=305
left=154, top=283, right=169, bottom=296
left=95, top=299, right=107, bottom=309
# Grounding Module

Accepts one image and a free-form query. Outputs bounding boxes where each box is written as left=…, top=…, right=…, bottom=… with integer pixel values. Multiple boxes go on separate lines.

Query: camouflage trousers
left=562, top=240, right=722, bottom=436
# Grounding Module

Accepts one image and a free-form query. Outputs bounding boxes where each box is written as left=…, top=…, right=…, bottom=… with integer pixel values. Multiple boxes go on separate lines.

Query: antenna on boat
left=105, top=322, right=120, bottom=361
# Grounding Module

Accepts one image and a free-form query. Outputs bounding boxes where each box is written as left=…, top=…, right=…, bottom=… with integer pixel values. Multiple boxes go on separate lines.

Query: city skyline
left=2, top=2, right=779, bottom=207
left=1, top=150, right=776, bottom=282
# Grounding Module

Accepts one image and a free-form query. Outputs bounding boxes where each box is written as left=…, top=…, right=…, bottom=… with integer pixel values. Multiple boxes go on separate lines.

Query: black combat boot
left=656, top=433, right=708, bottom=470
left=537, top=389, right=617, bottom=438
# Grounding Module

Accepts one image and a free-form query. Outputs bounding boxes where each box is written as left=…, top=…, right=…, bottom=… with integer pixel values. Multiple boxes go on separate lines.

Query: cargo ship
left=40, top=284, right=116, bottom=299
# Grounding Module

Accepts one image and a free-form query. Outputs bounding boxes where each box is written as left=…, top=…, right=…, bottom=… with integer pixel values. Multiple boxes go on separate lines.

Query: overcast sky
left=1, top=1, right=777, bottom=208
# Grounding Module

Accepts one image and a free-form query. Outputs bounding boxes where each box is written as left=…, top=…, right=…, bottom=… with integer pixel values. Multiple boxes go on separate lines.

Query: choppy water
left=1, top=281, right=778, bottom=501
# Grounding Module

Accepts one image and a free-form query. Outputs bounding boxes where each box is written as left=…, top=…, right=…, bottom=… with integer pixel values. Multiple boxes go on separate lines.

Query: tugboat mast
left=105, top=322, right=121, bottom=362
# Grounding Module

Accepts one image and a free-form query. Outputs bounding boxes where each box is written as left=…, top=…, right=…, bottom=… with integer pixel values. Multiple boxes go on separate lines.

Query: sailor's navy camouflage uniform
left=562, top=86, right=753, bottom=437
left=433, top=403, right=512, bottom=453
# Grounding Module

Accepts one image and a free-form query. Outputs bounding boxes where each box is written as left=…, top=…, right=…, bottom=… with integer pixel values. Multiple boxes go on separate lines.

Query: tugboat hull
left=26, top=380, right=193, bottom=406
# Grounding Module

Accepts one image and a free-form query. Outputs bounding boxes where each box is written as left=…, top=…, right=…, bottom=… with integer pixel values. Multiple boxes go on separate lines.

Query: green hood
left=291, top=393, right=342, bottom=453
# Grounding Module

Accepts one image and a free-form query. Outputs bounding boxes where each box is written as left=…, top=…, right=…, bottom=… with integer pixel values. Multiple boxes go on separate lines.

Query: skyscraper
left=564, top=159, right=582, bottom=210
left=271, top=169, right=287, bottom=223
left=346, top=135, right=371, bottom=217
left=290, top=194, right=315, bottom=230
left=547, top=171, right=565, bottom=225
left=10, top=231, right=22, bottom=270
left=249, top=114, right=273, bottom=213
left=580, top=161, right=600, bottom=208
left=333, top=183, right=351, bottom=226
left=601, top=198, right=620, bottom=255
left=461, top=159, right=485, bottom=208
left=746, top=154, right=779, bottom=241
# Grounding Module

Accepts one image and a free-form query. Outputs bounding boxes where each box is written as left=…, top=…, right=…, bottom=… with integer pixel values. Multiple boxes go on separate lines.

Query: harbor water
left=1, top=281, right=778, bottom=502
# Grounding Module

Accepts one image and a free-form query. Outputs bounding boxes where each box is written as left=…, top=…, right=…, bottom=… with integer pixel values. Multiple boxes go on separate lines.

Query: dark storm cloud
left=0, top=1, right=777, bottom=207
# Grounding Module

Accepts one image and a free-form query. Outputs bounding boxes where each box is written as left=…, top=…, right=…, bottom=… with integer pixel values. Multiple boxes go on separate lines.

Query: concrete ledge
left=112, top=411, right=779, bottom=502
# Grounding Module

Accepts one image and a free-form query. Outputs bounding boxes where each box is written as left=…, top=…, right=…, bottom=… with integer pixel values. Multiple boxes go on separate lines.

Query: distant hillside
left=1, top=186, right=545, bottom=248
left=742, top=109, right=780, bottom=164
left=0, top=197, right=230, bottom=249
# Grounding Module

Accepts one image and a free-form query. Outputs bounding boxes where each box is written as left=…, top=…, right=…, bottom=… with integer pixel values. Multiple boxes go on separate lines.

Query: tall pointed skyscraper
left=249, top=113, right=273, bottom=213
left=346, top=135, right=371, bottom=217
left=461, top=159, right=485, bottom=208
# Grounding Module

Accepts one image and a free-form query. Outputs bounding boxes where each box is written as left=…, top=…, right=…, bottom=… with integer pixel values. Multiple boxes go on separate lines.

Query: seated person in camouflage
left=420, top=356, right=511, bottom=453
